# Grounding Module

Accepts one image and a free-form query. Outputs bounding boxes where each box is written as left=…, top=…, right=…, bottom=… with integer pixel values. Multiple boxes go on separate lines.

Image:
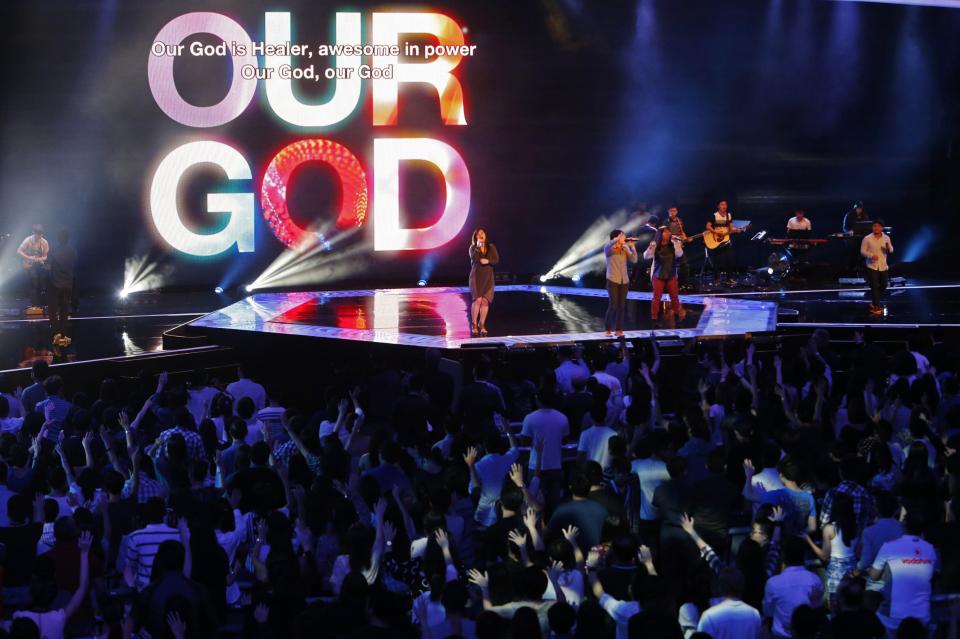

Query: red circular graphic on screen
left=260, top=139, right=368, bottom=249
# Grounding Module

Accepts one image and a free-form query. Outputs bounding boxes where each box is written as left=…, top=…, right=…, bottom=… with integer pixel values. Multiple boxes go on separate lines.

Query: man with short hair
left=35, top=375, right=71, bottom=440
left=858, top=491, right=903, bottom=592
left=548, top=471, right=609, bottom=552
left=20, top=360, right=49, bottom=416
left=860, top=219, right=893, bottom=316
left=136, top=539, right=218, bottom=637
left=762, top=536, right=824, bottom=638
left=820, top=456, right=876, bottom=532
left=152, top=408, right=207, bottom=463
left=697, top=567, right=762, bottom=639
left=520, top=387, right=569, bottom=513
left=868, top=511, right=936, bottom=633
left=226, top=365, right=266, bottom=411
left=124, top=497, right=181, bottom=591
left=17, top=224, right=49, bottom=311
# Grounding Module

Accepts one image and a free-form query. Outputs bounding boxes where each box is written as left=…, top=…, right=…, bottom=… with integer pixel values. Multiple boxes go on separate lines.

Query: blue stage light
left=214, top=286, right=224, bottom=294
left=417, top=279, right=427, bottom=287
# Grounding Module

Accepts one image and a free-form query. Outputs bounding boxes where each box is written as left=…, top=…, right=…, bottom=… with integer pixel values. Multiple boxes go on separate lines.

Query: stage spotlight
left=571, top=273, right=582, bottom=283
left=244, top=284, right=254, bottom=293
left=767, top=267, right=774, bottom=276
left=118, top=288, right=129, bottom=300
left=214, top=286, right=224, bottom=294
left=417, top=279, right=427, bottom=287
left=539, top=275, right=548, bottom=283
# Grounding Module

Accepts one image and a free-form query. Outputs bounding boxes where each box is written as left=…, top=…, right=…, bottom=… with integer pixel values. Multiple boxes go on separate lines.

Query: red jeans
left=651, top=276, right=681, bottom=319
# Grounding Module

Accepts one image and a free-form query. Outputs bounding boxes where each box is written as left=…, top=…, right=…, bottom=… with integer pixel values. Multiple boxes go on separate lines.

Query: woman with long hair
left=804, top=492, right=858, bottom=608
left=642, top=226, right=686, bottom=324
left=468, top=228, right=499, bottom=336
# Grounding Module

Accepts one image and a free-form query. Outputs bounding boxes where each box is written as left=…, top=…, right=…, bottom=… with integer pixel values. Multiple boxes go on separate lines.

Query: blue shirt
left=20, top=383, right=45, bottom=415
left=858, top=517, right=904, bottom=571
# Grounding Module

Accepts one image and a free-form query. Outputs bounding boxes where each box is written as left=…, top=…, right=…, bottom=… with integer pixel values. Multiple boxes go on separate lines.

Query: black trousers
left=708, top=244, right=735, bottom=277
left=49, top=286, right=72, bottom=335
left=27, top=267, right=45, bottom=307
left=865, top=268, right=888, bottom=306
left=605, top=280, right=630, bottom=331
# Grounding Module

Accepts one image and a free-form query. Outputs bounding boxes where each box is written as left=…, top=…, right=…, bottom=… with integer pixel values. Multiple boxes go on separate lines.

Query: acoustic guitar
left=703, top=220, right=752, bottom=250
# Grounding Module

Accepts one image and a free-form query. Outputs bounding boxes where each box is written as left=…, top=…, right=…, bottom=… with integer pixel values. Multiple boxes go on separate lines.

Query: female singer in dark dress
left=469, top=228, right=498, bottom=336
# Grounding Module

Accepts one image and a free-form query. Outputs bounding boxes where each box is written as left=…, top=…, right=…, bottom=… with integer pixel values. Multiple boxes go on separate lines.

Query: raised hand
left=382, top=521, right=397, bottom=544
left=177, top=516, right=189, bottom=540
left=561, top=525, right=579, bottom=545
left=467, top=569, right=489, bottom=589
left=768, top=505, right=786, bottom=523
left=509, top=463, right=525, bottom=488
left=166, top=611, right=187, bottom=639
left=742, top=458, right=755, bottom=476
left=680, top=513, right=696, bottom=536
left=463, top=446, right=479, bottom=468
left=507, top=529, right=528, bottom=549
left=434, top=528, right=450, bottom=550
left=638, top=545, right=653, bottom=564
left=78, top=530, right=93, bottom=553
left=523, top=507, right=538, bottom=531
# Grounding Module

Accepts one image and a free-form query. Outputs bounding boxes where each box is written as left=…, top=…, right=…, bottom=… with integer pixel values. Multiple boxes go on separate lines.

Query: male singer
left=17, top=224, right=49, bottom=312
left=860, top=220, right=893, bottom=316
left=604, top=230, right=638, bottom=336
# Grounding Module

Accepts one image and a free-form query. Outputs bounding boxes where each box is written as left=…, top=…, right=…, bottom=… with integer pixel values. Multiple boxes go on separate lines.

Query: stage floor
left=185, top=285, right=779, bottom=349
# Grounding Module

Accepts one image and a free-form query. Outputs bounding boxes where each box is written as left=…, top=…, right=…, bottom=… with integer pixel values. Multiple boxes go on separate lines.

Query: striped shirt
left=126, top=523, right=181, bottom=590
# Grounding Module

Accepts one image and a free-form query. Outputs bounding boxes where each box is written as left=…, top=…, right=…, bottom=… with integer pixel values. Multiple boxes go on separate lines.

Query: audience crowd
left=1, top=330, right=959, bottom=639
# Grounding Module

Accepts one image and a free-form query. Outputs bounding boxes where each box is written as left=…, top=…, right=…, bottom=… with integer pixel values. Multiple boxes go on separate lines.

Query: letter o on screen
left=149, top=141, right=254, bottom=256
left=148, top=13, right=257, bottom=127
left=261, top=139, right=369, bottom=249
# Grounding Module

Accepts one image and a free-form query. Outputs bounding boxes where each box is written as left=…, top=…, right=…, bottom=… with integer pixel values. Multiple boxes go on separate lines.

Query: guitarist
left=665, top=204, right=690, bottom=287
left=705, top=200, right=737, bottom=286
left=17, top=224, right=49, bottom=311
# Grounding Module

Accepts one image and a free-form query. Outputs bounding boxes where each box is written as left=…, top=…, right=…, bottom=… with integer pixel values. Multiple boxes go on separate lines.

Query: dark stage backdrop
left=1, top=0, right=959, bottom=293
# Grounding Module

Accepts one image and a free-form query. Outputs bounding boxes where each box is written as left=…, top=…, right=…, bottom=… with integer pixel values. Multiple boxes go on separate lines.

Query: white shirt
left=871, top=535, right=936, bottom=629
left=599, top=593, right=641, bottom=639
left=697, top=599, right=762, bottom=639
left=751, top=467, right=785, bottom=493
left=1, top=393, right=22, bottom=418
left=555, top=359, right=591, bottom=395
left=860, top=233, right=893, bottom=272
left=13, top=609, right=66, bottom=639
left=226, top=378, right=267, bottom=411
left=763, top=566, right=824, bottom=638
left=521, top=409, right=569, bottom=471
left=187, top=386, right=220, bottom=425
left=786, top=216, right=811, bottom=231
left=578, top=425, right=617, bottom=469
left=592, top=371, right=623, bottom=405
left=472, top=449, right=520, bottom=526
left=0, top=416, right=23, bottom=434
left=631, top=457, right=669, bottom=520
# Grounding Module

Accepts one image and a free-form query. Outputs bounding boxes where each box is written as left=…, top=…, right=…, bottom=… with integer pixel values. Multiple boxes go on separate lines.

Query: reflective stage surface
left=187, top=285, right=779, bottom=349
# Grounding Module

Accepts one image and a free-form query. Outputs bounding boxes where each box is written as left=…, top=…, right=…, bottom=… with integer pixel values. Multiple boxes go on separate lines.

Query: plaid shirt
left=271, top=440, right=322, bottom=476
left=122, top=471, right=166, bottom=503
left=819, top=480, right=876, bottom=531
left=153, top=426, right=207, bottom=462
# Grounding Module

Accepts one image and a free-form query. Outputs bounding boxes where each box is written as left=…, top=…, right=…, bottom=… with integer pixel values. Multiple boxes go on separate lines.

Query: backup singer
left=665, top=204, right=690, bottom=286
left=861, top=220, right=893, bottom=316
left=643, top=227, right=686, bottom=323
left=604, top=230, right=638, bottom=336
left=16, top=224, right=49, bottom=312
left=468, top=228, right=498, bottom=336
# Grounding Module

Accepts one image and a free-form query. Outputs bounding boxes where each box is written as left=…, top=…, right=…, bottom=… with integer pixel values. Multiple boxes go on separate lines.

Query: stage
left=182, top=285, right=778, bottom=350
